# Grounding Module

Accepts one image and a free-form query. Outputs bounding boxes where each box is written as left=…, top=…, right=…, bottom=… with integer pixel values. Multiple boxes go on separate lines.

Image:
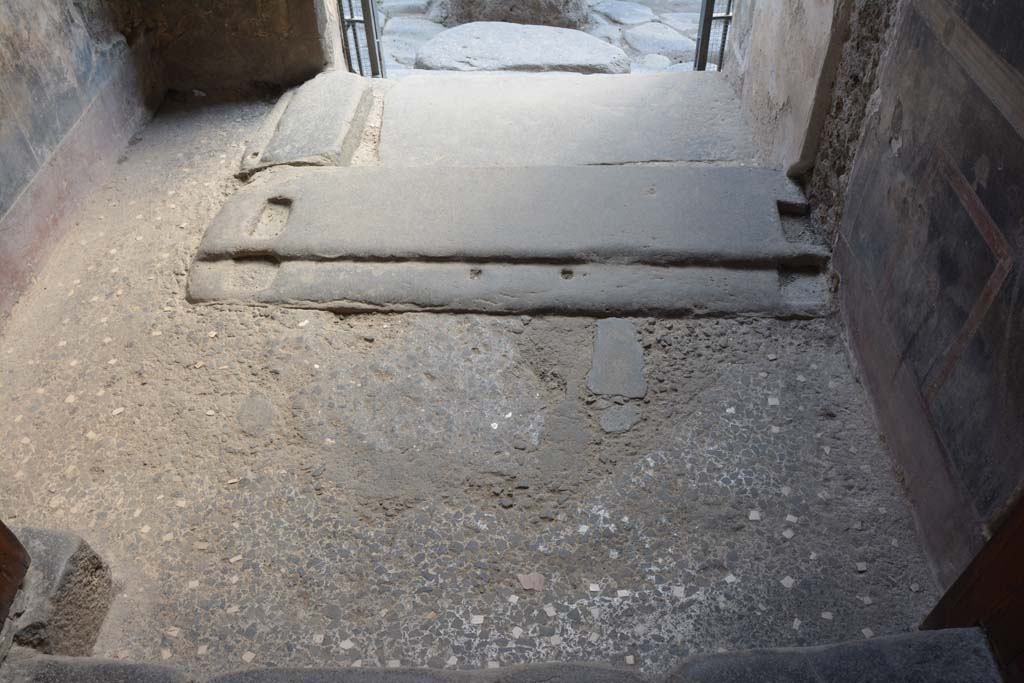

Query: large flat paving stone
left=414, top=22, right=629, bottom=74
left=593, top=0, right=656, bottom=25
left=623, top=22, right=696, bottom=61
left=383, top=17, right=445, bottom=67
left=380, top=71, right=756, bottom=166
left=193, top=166, right=818, bottom=267
left=240, top=71, right=371, bottom=176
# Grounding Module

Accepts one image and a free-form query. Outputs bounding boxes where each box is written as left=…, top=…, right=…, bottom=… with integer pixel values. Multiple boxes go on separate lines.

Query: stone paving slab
left=379, top=72, right=757, bottom=166
left=414, top=22, right=630, bottom=74
left=587, top=319, right=647, bottom=398
left=187, top=260, right=829, bottom=316
left=194, top=166, right=817, bottom=267
left=240, top=71, right=370, bottom=176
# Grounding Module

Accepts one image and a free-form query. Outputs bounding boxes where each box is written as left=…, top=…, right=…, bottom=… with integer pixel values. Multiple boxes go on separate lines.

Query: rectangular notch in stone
left=250, top=196, right=292, bottom=239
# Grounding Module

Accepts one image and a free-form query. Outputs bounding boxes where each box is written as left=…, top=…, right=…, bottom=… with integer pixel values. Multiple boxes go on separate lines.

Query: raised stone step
left=239, top=71, right=371, bottom=177
left=380, top=72, right=757, bottom=166
left=188, top=165, right=826, bottom=316
left=195, top=166, right=817, bottom=266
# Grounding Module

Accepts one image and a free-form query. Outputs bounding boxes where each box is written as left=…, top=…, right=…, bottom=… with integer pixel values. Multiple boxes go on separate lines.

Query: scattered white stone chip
left=856, top=562, right=868, bottom=573
left=229, top=554, right=243, bottom=563
left=471, top=615, right=484, bottom=625
left=768, top=396, right=780, bottom=406
left=242, top=652, right=255, bottom=663
left=617, top=589, right=631, bottom=598
left=589, top=583, right=600, bottom=592
left=862, top=628, right=874, bottom=638
left=313, top=633, right=325, bottom=645
left=786, top=514, right=799, bottom=523
left=512, top=626, right=523, bottom=639
left=748, top=510, right=762, bottom=521
left=197, top=645, right=208, bottom=656
left=446, top=656, right=458, bottom=666
left=724, top=573, right=738, bottom=584
left=783, top=529, right=795, bottom=539
left=822, top=611, right=834, bottom=620
left=543, top=604, right=557, bottom=617
left=672, top=586, right=686, bottom=598
left=340, top=639, right=355, bottom=650
left=625, top=655, right=635, bottom=665
left=112, top=407, right=125, bottom=416
left=781, top=576, right=795, bottom=589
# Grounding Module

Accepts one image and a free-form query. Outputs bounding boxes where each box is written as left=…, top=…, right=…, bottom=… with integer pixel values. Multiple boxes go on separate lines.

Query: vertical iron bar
left=362, top=0, right=386, bottom=78
left=695, top=0, right=715, bottom=71
left=348, top=0, right=365, bottom=76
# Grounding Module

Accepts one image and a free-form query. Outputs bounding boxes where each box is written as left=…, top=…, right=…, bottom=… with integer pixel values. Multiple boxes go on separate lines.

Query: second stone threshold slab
left=187, top=260, right=828, bottom=317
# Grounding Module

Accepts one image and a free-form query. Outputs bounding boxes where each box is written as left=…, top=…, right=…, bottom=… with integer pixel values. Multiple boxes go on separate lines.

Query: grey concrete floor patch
left=192, top=166, right=817, bottom=266
left=240, top=71, right=371, bottom=175
left=379, top=72, right=758, bottom=166
left=3, top=528, right=112, bottom=657
left=587, top=319, right=647, bottom=398
left=414, top=22, right=630, bottom=74
left=188, top=260, right=829, bottom=317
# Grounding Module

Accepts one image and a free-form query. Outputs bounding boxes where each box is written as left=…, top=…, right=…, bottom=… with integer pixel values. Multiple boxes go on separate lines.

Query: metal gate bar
left=339, top=0, right=386, bottom=78
left=695, top=0, right=734, bottom=71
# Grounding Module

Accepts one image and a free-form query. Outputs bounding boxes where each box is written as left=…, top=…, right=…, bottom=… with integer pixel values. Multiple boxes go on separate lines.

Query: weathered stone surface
left=415, top=23, right=630, bottom=74
left=598, top=404, right=642, bottom=433
left=209, top=663, right=649, bottom=682
left=195, top=166, right=815, bottom=267
left=383, top=17, right=445, bottom=67
left=660, top=11, right=700, bottom=39
left=236, top=393, right=278, bottom=437
left=380, top=72, right=757, bottom=166
left=3, top=529, right=112, bottom=657
left=593, top=0, right=655, bottom=25
left=585, top=19, right=622, bottom=44
left=0, top=647, right=193, bottom=683
left=433, top=0, right=589, bottom=29
left=632, top=53, right=672, bottom=73
left=623, top=22, right=696, bottom=60
left=667, top=629, right=1001, bottom=683
left=587, top=319, right=647, bottom=399
left=188, top=260, right=829, bottom=316
left=380, top=0, right=430, bottom=17
left=241, top=71, right=371, bottom=174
